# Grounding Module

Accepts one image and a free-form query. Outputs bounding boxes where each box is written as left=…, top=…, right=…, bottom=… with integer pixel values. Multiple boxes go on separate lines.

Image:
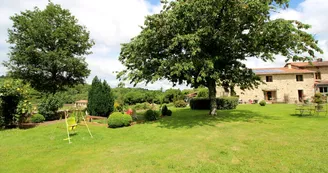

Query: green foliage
left=314, top=93, right=324, bottom=104
left=144, top=110, right=160, bottom=121
left=0, top=79, right=32, bottom=126
left=5, top=2, right=94, bottom=94
left=71, top=111, right=84, bottom=123
left=259, top=100, right=266, bottom=106
left=197, top=88, right=209, bottom=98
left=108, top=112, right=132, bottom=128
left=31, top=114, right=45, bottom=123
left=118, top=0, right=322, bottom=115
left=164, top=89, right=184, bottom=102
left=161, top=105, right=168, bottom=116
left=190, top=97, right=239, bottom=110
left=38, top=94, right=64, bottom=121
left=132, top=102, right=152, bottom=110
left=174, top=100, right=187, bottom=108
left=167, top=110, right=172, bottom=117
left=87, top=76, right=114, bottom=117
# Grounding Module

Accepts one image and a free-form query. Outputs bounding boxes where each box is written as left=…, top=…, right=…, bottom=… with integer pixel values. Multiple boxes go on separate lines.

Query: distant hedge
left=190, top=97, right=239, bottom=110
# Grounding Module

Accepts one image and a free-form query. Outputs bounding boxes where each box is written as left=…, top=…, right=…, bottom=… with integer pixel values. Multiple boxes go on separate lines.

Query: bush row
left=190, top=97, right=239, bottom=110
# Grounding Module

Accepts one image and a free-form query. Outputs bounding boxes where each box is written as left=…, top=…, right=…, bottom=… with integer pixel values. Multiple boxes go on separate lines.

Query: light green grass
left=1, top=104, right=328, bottom=172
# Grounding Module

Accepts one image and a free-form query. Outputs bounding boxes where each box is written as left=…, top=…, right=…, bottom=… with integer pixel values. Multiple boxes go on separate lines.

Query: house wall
left=299, top=67, right=328, bottom=80
left=217, top=73, right=315, bottom=103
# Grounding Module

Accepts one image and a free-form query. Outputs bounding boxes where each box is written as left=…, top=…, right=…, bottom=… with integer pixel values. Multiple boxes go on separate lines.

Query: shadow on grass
left=290, top=113, right=327, bottom=118
left=156, top=108, right=279, bottom=129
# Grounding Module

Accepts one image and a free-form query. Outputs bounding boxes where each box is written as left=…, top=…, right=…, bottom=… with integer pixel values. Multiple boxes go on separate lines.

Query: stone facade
left=232, top=73, right=315, bottom=103
left=216, top=61, right=328, bottom=104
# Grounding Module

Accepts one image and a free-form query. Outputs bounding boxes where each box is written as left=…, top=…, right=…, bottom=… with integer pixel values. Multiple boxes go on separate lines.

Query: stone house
left=75, top=100, right=88, bottom=108
left=217, top=59, right=328, bottom=104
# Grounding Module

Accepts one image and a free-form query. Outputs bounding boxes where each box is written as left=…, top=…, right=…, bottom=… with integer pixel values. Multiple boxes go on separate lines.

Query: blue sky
left=0, top=0, right=327, bottom=90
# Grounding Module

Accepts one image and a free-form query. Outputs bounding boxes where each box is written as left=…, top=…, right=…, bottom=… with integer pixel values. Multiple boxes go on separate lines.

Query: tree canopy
left=118, top=0, right=322, bottom=115
left=4, top=2, right=94, bottom=94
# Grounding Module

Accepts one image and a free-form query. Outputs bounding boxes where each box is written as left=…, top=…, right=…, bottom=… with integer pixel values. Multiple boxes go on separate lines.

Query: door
left=266, top=91, right=272, bottom=101
left=298, top=90, right=303, bottom=102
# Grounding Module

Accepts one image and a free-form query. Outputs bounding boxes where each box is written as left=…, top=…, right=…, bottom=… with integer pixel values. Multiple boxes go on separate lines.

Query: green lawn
left=1, top=104, right=328, bottom=172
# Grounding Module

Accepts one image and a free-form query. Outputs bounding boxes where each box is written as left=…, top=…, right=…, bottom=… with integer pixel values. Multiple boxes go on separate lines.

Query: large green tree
left=118, top=0, right=322, bottom=115
left=4, top=2, right=94, bottom=94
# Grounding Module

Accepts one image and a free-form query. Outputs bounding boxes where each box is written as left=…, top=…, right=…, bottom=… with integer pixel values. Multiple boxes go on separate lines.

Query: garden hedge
left=189, top=97, right=238, bottom=110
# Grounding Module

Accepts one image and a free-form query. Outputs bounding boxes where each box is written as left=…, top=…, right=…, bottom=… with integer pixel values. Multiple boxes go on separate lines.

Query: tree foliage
left=0, top=79, right=32, bottom=127
left=87, top=76, right=114, bottom=117
left=4, top=2, right=94, bottom=94
left=118, top=0, right=322, bottom=115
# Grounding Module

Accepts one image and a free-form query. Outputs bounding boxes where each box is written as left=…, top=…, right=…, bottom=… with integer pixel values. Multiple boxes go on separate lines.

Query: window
left=315, top=72, right=321, bottom=80
left=266, top=76, right=273, bottom=82
left=296, top=75, right=303, bottom=82
left=319, top=87, right=328, bottom=93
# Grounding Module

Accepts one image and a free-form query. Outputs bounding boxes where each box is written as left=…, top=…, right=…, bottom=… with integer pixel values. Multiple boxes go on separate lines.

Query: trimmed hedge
left=190, top=97, right=238, bottom=110
left=259, top=100, right=266, bottom=106
left=108, top=112, right=132, bottom=128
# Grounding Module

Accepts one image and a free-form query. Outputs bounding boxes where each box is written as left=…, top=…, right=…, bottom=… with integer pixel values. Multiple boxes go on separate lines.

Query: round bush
left=167, top=110, right=172, bottom=116
left=259, top=100, right=266, bottom=106
left=31, top=114, right=45, bottom=123
left=108, top=112, right=132, bottom=128
left=174, top=100, right=187, bottom=108
left=144, top=110, right=160, bottom=121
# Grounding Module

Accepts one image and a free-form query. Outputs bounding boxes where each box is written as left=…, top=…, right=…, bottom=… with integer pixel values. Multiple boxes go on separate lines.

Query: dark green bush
left=108, top=112, right=132, bottom=128
left=161, top=105, right=168, bottom=116
left=31, top=114, right=45, bottom=123
left=167, top=110, right=172, bottom=116
left=144, top=110, right=160, bottom=121
left=38, top=94, right=64, bottom=121
left=259, top=100, right=266, bottom=106
left=174, top=100, right=187, bottom=108
left=190, top=97, right=238, bottom=110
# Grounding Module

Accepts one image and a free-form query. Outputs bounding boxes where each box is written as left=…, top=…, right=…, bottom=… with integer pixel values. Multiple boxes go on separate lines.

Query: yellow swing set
left=64, top=110, right=93, bottom=144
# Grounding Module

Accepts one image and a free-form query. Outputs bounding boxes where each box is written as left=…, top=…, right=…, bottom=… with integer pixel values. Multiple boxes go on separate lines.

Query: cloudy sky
left=0, top=0, right=327, bottom=90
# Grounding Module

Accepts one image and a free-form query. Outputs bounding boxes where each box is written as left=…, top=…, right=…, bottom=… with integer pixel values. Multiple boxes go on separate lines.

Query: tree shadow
left=290, top=113, right=327, bottom=119
left=157, top=108, right=279, bottom=129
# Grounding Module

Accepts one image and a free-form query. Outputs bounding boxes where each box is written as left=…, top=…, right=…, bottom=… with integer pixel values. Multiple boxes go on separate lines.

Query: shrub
left=0, top=79, right=32, bottom=127
left=259, top=100, right=266, bottom=106
left=190, top=97, right=238, bottom=110
left=174, top=100, right=187, bottom=108
left=108, top=112, right=132, bottom=128
left=167, top=110, right=172, bottom=116
left=31, top=114, right=45, bottom=123
left=38, top=94, right=64, bottom=121
left=144, top=110, right=160, bottom=121
left=161, top=105, right=168, bottom=116
left=133, top=102, right=152, bottom=110
left=197, top=88, right=209, bottom=98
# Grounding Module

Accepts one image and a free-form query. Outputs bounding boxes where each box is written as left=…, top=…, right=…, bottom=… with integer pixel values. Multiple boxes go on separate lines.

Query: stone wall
left=217, top=73, right=315, bottom=103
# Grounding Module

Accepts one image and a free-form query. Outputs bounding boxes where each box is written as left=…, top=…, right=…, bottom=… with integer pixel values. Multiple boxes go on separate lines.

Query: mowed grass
left=1, top=104, right=328, bottom=173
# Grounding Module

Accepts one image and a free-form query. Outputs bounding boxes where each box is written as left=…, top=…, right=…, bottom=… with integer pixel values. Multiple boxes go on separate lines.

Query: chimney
left=287, top=64, right=292, bottom=69
left=317, top=58, right=323, bottom=62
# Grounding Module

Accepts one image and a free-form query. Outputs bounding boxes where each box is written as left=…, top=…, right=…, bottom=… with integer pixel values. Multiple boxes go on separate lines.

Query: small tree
left=87, top=77, right=114, bottom=117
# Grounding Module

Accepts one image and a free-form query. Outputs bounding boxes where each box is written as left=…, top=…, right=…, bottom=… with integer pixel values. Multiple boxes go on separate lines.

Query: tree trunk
left=208, top=79, right=217, bottom=116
